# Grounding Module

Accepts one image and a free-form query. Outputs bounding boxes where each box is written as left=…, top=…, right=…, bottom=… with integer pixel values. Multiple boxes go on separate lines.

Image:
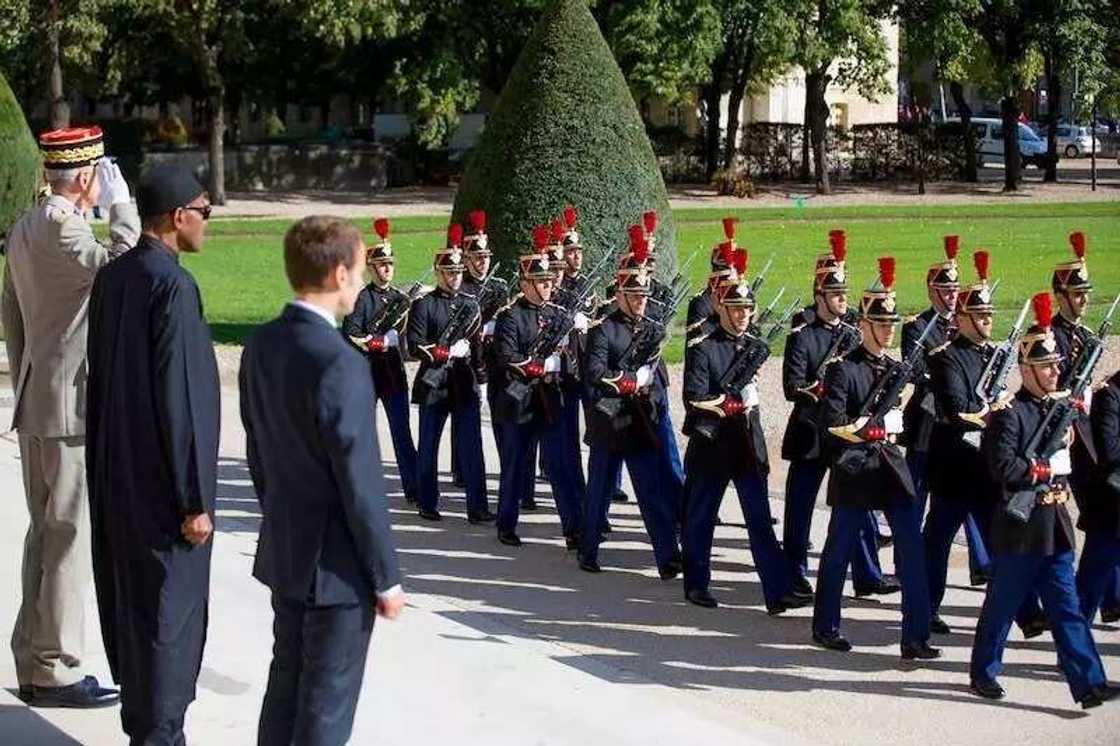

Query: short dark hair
left=283, top=216, right=363, bottom=291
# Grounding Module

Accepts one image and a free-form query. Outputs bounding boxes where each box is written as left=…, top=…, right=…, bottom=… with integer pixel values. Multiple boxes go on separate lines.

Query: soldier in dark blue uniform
left=780, top=231, right=893, bottom=598
left=970, top=293, right=1115, bottom=707
left=685, top=223, right=736, bottom=342
left=578, top=244, right=682, bottom=577
left=811, top=258, right=939, bottom=660
left=1052, top=232, right=1119, bottom=622
left=1076, top=367, right=1120, bottom=624
left=406, top=225, right=490, bottom=523
left=680, top=253, right=811, bottom=614
left=342, top=217, right=420, bottom=504
left=490, top=225, right=584, bottom=547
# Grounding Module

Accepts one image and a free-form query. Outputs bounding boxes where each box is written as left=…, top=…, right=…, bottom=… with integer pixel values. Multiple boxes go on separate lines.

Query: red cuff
left=809, top=381, right=826, bottom=399
left=525, top=360, right=544, bottom=378
left=1030, top=458, right=1050, bottom=484
left=720, top=396, right=745, bottom=416
left=864, top=425, right=886, bottom=441
left=432, top=345, right=449, bottom=363
left=1071, top=397, right=1087, bottom=414
left=617, top=375, right=637, bottom=395
left=366, top=336, right=385, bottom=353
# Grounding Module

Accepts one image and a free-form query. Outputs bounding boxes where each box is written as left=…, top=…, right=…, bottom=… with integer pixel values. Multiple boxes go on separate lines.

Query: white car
left=1053, top=125, right=1101, bottom=158
left=947, top=117, right=1051, bottom=168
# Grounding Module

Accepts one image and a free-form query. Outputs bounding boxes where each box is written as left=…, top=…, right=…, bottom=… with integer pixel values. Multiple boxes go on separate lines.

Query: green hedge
left=452, top=0, right=676, bottom=275
left=0, top=72, right=41, bottom=248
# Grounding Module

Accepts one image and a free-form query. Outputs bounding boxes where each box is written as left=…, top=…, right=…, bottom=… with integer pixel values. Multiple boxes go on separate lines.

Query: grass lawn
left=15, top=200, right=1113, bottom=363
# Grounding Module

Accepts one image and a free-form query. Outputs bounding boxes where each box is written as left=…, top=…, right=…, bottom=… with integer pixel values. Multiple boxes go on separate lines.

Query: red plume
left=532, top=224, right=550, bottom=250
left=943, top=235, right=960, bottom=260
left=722, top=216, right=738, bottom=240
left=1069, top=231, right=1086, bottom=259
left=468, top=210, right=486, bottom=233
left=718, top=240, right=735, bottom=269
left=447, top=223, right=463, bottom=248
left=829, top=231, right=847, bottom=262
left=563, top=205, right=578, bottom=229
left=643, top=210, right=658, bottom=235
left=629, top=225, right=649, bottom=263
left=550, top=219, right=566, bottom=243
left=878, top=256, right=896, bottom=289
left=373, top=217, right=390, bottom=240
left=733, top=249, right=748, bottom=277
left=1032, top=291, right=1053, bottom=329
left=973, top=250, right=990, bottom=281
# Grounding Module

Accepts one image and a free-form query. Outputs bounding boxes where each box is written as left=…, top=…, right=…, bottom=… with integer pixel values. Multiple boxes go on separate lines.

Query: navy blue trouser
left=582, top=445, right=681, bottom=568
left=907, top=450, right=990, bottom=577
left=1106, top=568, right=1120, bottom=614
left=377, top=388, right=418, bottom=496
left=417, top=394, right=488, bottom=515
left=782, top=459, right=883, bottom=591
left=537, top=384, right=587, bottom=499
left=257, top=594, right=374, bottom=746
left=971, top=550, right=1106, bottom=702
left=813, top=501, right=931, bottom=645
left=496, top=418, right=583, bottom=537
left=682, top=448, right=791, bottom=607
left=1077, top=533, right=1120, bottom=623
left=655, top=397, right=686, bottom=492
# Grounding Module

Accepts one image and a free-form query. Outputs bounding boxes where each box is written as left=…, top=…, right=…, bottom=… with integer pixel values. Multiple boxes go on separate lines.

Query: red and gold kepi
left=860, top=256, right=900, bottom=323
left=814, top=229, right=848, bottom=292
left=434, top=223, right=465, bottom=271
left=617, top=228, right=651, bottom=295
left=957, top=250, right=994, bottom=314
left=1019, top=292, right=1062, bottom=365
left=927, top=235, right=961, bottom=289
left=366, top=217, right=394, bottom=265
left=1051, top=231, right=1092, bottom=292
left=717, top=249, right=755, bottom=307
left=519, top=225, right=556, bottom=280
left=463, top=210, right=490, bottom=256
left=39, top=126, right=105, bottom=170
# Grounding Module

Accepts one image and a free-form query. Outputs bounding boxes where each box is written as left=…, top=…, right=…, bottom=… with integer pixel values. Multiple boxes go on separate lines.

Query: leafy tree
left=0, top=70, right=40, bottom=247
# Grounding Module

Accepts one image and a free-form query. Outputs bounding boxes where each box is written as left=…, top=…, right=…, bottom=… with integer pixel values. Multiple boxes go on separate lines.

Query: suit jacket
left=2, top=196, right=139, bottom=436
left=241, top=304, right=402, bottom=605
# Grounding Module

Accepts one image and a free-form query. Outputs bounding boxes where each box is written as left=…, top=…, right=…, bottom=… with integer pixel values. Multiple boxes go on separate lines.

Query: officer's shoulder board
left=586, top=316, right=608, bottom=330
left=686, top=331, right=711, bottom=349
left=789, top=322, right=808, bottom=334
left=928, top=340, right=951, bottom=356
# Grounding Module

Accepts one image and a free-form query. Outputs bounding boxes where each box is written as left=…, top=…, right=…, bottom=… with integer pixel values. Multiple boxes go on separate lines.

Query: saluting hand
left=181, top=513, right=214, bottom=546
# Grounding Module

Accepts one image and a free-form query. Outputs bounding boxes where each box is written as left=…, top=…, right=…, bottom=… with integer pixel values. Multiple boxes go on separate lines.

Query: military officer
left=406, top=225, right=490, bottom=523
left=970, top=293, right=1115, bottom=707
left=342, top=217, right=420, bottom=504
left=812, top=258, right=939, bottom=660
left=680, top=251, right=811, bottom=614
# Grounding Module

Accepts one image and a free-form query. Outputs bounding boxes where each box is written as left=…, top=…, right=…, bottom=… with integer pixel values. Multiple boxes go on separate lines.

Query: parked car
left=948, top=118, right=1052, bottom=168
left=1051, top=125, right=1101, bottom=157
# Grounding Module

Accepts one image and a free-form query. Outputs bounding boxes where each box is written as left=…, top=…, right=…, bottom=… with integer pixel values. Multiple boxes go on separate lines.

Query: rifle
left=419, top=292, right=481, bottom=390
left=553, top=251, right=612, bottom=312
left=369, top=271, right=431, bottom=335
left=749, top=256, right=773, bottom=297
left=975, top=298, right=1031, bottom=405
left=467, top=262, right=506, bottom=321
left=1061, top=292, right=1120, bottom=389
left=808, top=320, right=861, bottom=385
left=751, top=286, right=786, bottom=332
left=1007, top=301, right=1116, bottom=522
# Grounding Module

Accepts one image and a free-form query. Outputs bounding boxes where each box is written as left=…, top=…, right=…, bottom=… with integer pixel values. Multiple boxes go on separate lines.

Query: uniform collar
left=137, top=233, right=180, bottom=263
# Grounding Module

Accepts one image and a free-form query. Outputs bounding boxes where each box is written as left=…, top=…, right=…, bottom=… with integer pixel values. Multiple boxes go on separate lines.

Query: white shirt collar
left=289, top=299, right=338, bottom=327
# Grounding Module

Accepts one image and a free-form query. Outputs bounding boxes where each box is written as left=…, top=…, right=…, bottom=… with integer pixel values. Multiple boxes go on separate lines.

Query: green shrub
left=452, top=0, right=676, bottom=274
left=0, top=72, right=41, bottom=248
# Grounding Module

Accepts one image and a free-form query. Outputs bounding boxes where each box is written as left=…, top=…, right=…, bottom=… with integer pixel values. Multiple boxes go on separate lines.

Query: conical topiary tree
left=452, top=0, right=676, bottom=276
left=0, top=72, right=41, bottom=248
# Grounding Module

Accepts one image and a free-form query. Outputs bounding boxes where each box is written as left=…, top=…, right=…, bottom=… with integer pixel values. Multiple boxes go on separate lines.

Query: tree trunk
left=1043, top=50, right=1061, bottom=183
left=208, top=90, right=227, bottom=205
left=949, top=80, right=977, bottom=182
left=806, top=69, right=831, bottom=195
left=800, top=96, right=812, bottom=183
left=47, top=0, right=69, bottom=129
left=702, top=82, right=722, bottom=181
left=722, top=78, right=747, bottom=172
left=1000, top=95, right=1021, bottom=192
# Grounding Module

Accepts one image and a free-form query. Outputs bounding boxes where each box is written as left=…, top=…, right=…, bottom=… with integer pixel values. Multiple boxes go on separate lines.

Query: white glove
left=543, top=353, right=562, bottom=373
left=884, top=408, right=904, bottom=435
left=573, top=312, right=589, bottom=333
left=384, top=329, right=399, bottom=349
left=96, top=160, right=131, bottom=210
left=635, top=365, right=653, bottom=388
left=743, top=382, right=760, bottom=408
left=1048, top=448, right=1072, bottom=477
left=1083, top=385, right=1093, bottom=411
left=482, top=320, right=496, bottom=338
left=449, top=339, right=471, bottom=359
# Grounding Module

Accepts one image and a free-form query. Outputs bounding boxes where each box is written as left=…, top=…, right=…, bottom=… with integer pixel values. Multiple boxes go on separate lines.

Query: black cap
left=137, top=164, right=205, bottom=218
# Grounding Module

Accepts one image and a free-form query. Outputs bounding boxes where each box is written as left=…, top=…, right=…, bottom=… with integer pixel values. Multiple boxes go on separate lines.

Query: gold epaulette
left=790, top=322, right=807, bottom=333
left=928, top=340, right=951, bottom=356
left=686, top=331, right=711, bottom=348
left=903, top=314, right=918, bottom=324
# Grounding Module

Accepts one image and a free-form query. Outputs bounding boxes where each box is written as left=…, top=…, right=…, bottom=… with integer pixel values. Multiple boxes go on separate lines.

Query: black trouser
left=258, top=594, right=375, bottom=746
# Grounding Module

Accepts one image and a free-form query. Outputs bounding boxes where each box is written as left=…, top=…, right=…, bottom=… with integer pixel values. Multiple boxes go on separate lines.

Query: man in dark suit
left=240, top=216, right=405, bottom=746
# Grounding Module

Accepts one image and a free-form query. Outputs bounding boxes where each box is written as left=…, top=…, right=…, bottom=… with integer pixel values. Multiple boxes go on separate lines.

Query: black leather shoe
left=520, top=497, right=538, bottom=512
left=792, top=575, right=814, bottom=597
left=901, top=640, right=942, bottom=660
left=1101, top=608, right=1120, bottom=624
left=17, top=685, right=32, bottom=703
left=611, top=490, right=629, bottom=503
left=1020, top=616, right=1050, bottom=639
left=930, top=615, right=951, bottom=635
left=686, top=589, right=718, bottom=608
left=876, top=533, right=893, bottom=549
left=658, top=559, right=682, bottom=580
left=854, top=576, right=901, bottom=598
left=467, top=510, right=496, bottom=525
left=1080, top=690, right=1104, bottom=709
left=498, top=531, right=522, bottom=547
left=970, top=678, right=1005, bottom=700
left=418, top=508, right=443, bottom=522
left=564, top=534, right=580, bottom=551
left=812, top=632, right=852, bottom=652
left=768, top=593, right=812, bottom=615
left=578, top=556, right=601, bottom=573
left=32, top=676, right=119, bottom=709
left=1091, top=682, right=1120, bottom=702
left=970, top=569, right=991, bottom=586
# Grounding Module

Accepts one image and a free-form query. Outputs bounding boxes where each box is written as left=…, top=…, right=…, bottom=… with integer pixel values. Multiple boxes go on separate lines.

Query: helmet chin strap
left=870, top=322, right=890, bottom=352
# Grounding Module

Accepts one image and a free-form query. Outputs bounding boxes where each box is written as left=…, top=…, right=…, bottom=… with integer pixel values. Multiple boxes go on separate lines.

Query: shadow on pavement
left=0, top=703, right=85, bottom=746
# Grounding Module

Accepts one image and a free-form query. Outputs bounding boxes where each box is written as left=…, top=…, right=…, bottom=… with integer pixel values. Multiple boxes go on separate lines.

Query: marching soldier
left=780, top=232, right=892, bottom=598
left=1076, top=365, right=1120, bottom=624
left=578, top=236, right=682, bottom=577
left=680, top=251, right=811, bottom=614
left=407, top=225, right=491, bottom=523
left=490, top=225, right=584, bottom=547
left=554, top=206, right=592, bottom=502
left=902, top=236, right=991, bottom=586
left=342, top=218, right=420, bottom=504
left=970, top=293, right=1114, bottom=707
left=685, top=219, right=736, bottom=341
left=811, top=258, right=939, bottom=660
left=1052, top=232, right=1119, bottom=622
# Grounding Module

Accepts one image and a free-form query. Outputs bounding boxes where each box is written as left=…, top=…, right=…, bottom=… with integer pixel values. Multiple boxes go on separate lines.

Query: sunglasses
left=181, top=204, right=212, bottom=221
